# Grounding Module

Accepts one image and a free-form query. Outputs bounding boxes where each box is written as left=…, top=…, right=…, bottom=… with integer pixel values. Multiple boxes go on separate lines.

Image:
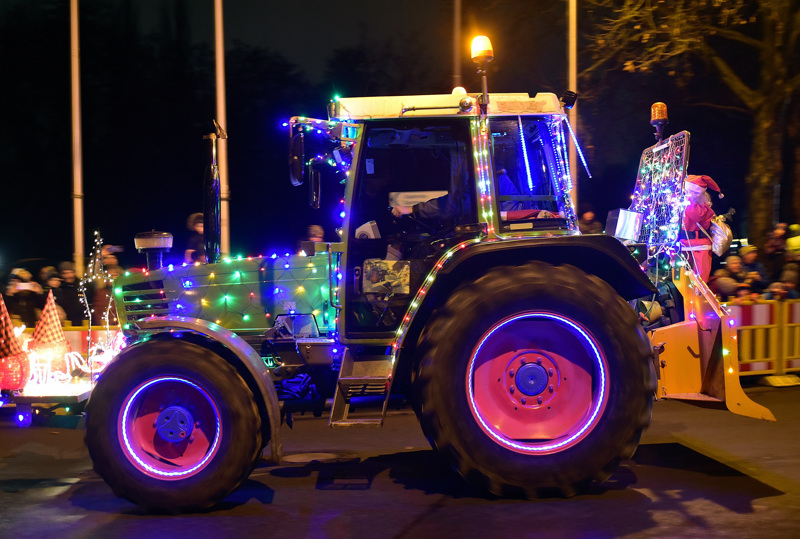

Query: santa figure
left=681, top=174, right=723, bottom=281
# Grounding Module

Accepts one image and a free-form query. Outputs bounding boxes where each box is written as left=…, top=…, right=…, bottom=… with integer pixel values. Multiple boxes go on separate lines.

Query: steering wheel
left=389, top=208, right=435, bottom=237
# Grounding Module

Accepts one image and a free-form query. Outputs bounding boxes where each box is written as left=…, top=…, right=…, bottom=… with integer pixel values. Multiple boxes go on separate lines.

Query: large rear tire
left=85, top=338, right=262, bottom=512
left=415, top=261, right=655, bottom=497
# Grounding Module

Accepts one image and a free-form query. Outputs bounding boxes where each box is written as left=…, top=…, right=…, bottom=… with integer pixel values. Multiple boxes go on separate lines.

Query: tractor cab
left=288, top=92, right=580, bottom=341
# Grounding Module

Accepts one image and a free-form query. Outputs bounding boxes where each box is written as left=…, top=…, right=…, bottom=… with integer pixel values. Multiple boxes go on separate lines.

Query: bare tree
left=582, top=0, right=800, bottom=244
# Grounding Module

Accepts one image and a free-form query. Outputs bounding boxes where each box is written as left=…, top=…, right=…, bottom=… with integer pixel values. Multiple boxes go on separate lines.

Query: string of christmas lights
left=114, top=254, right=338, bottom=333
left=629, top=131, right=690, bottom=268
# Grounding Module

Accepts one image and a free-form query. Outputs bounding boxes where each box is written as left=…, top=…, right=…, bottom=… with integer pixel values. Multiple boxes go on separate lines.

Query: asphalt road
left=1, top=384, right=798, bottom=539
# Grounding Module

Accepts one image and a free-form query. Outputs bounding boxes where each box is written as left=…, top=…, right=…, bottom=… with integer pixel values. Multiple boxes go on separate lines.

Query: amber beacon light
left=650, top=102, right=668, bottom=142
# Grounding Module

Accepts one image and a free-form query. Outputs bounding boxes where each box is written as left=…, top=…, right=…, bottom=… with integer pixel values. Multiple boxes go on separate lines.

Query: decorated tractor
left=84, top=36, right=772, bottom=513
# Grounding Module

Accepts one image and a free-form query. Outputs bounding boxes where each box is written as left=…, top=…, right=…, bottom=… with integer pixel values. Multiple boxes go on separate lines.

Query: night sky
left=0, top=0, right=751, bottom=277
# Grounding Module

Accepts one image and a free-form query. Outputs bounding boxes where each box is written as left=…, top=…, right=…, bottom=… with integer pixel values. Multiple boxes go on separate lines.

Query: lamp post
left=452, top=0, right=462, bottom=89
left=70, top=0, right=85, bottom=277
left=214, top=0, right=230, bottom=257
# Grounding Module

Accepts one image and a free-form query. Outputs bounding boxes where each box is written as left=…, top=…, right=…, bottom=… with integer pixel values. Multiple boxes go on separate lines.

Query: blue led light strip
left=467, top=311, right=607, bottom=453
left=518, top=116, right=534, bottom=192
left=563, top=117, right=591, bottom=178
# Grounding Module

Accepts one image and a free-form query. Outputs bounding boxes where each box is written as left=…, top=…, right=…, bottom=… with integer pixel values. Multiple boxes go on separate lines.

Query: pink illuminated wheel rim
left=467, top=311, right=610, bottom=455
left=118, top=376, right=223, bottom=480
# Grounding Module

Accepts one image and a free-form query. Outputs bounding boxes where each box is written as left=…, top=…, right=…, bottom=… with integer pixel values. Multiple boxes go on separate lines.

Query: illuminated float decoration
left=0, top=294, right=30, bottom=391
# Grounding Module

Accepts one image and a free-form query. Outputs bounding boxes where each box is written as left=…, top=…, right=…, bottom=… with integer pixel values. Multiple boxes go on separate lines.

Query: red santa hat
left=685, top=174, right=724, bottom=199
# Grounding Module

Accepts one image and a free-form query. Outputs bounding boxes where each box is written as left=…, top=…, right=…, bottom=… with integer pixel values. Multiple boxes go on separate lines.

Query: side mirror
left=309, top=159, right=322, bottom=209
left=289, top=132, right=305, bottom=186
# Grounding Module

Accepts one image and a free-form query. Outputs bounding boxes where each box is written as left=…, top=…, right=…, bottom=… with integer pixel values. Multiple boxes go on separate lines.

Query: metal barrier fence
left=726, top=299, right=800, bottom=377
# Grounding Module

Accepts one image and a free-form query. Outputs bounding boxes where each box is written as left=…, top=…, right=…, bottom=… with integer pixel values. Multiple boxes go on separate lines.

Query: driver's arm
left=391, top=205, right=412, bottom=217
left=392, top=194, right=455, bottom=220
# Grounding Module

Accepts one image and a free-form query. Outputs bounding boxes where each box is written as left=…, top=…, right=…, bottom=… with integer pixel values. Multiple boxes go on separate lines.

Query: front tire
left=85, top=338, right=262, bottom=512
left=415, top=261, right=655, bottom=497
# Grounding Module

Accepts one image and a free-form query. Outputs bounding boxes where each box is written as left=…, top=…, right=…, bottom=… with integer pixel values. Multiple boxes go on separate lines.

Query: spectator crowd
left=2, top=245, right=125, bottom=329
left=708, top=222, right=800, bottom=303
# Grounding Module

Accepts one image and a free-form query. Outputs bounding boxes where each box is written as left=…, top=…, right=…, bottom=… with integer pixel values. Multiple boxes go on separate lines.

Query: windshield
left=489, top=117, right=575, bottom=232
left=344, top=118, right=476, bottom=337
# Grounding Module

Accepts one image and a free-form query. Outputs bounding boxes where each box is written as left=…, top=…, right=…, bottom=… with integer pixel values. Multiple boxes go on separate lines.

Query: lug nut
left=509, top=370, right=515, bottom=377
left=521, top=397, right=527, bottom=405
left=537, top=396, right=543, bottom=404
left=548, top=368, right=554, bottom=377
left=548, top=385, right=554, bottom=393
left=510, top=386, right=515, bottom=394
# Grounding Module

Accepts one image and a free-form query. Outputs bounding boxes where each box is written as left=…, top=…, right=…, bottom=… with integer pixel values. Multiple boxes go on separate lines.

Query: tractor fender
left=438, top=234, right=655, bottom=300
left=398, top=235, right=656, bottom=364
left=108, top=316, right=282, bottom=463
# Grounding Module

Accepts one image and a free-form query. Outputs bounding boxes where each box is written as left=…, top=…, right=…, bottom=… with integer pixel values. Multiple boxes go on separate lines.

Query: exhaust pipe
left=203, top=121, right=225, bottom=264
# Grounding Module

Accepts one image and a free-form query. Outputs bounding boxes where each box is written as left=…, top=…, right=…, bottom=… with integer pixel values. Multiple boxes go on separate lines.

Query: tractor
left=84, top=36, right=772, bottom=512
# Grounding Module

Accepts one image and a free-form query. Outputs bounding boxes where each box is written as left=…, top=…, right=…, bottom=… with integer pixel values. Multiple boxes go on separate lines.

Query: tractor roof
left=331, top=92, right=565, bottom=121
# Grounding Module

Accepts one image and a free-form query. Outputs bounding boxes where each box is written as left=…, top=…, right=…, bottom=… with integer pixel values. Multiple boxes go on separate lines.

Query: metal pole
left=70, top=0, right=85, bottom=276
left=568, top=0, right=578, bottom=210
left=214, top=0, right=230, bottom=257
left=453, top=0, right=462, bottom=89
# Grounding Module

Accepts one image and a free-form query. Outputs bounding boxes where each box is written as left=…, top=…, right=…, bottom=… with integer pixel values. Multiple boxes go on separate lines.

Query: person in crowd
left=764, top=222, right=787, bottom=281
left=721, top=255, right=748, bottom=282
left=185, top=212, right=206, bottom=264
left=92, top=245, right=122, bottom=277
left=298, top=224, right=325, bottom=255
left=91, top=264, right=123, bottom=326
left=785, top=223, right=800, bottom=262
left=712, top=254, right=756, bottom=300
left=578, top=203, right=603, bottom=235
left=730, top=281, right=759, bottom=304
left=738, top=245, right=768, bottom=294
left=680, top=174, right=723, bottom=282
left=776, top=263, right=799, bottom=299
left=40, top=269, right=67, bottom=323
left=708, top=269, right=739, bottom=301
left=307, top=224, right=324, bottom=243
left=58, top=261, right=88, bottom=326
left=4, top=268, right=43, bottom=327
left=37, top=265, right=57, bottom=288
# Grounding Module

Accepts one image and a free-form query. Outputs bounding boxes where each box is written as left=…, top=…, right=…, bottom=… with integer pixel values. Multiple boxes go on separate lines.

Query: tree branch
left=687, top=101, right=751, bottom=115
left=700, top=25, right=766, bottom=50
left=788, top=5, right=800, bottom=52
left=702, top=43, right=762, bottom=109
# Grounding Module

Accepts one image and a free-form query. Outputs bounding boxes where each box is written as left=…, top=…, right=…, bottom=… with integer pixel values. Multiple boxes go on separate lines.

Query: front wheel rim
left=467, top=311, right=609, bottom=455
left=118, top=376, right=223, bottom=480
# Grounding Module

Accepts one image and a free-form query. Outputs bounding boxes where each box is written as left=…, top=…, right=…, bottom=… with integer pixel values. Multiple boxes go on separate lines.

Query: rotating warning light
left=471, top=36, right=494, bottom=64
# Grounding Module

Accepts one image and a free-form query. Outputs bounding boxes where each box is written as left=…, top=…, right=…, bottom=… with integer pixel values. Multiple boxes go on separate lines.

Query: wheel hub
left=504, top=351, right=560, bottom=408
left=156, top=405, right=194, bottom=443
left=515, top=362, right=549, bottom=396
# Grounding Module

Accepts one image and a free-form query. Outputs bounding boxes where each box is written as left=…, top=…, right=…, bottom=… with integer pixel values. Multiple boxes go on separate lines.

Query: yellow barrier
left=782, top=300, right=800, bottom=374
left=726, top=299, right=800, bottom=379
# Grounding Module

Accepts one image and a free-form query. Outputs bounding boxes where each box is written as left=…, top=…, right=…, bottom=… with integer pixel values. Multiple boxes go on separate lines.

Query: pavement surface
left=0, top=383, right=798, bottom=538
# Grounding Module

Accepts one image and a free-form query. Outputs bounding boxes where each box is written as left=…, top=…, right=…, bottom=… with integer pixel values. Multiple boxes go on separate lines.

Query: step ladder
left=329, top=348, right=394, bottom=427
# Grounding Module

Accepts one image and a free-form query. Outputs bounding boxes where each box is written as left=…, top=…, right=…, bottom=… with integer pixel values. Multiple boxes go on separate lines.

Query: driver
left=391, top=194, right=457, bottom=220
left=390, top=164, right=517, bottom=221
